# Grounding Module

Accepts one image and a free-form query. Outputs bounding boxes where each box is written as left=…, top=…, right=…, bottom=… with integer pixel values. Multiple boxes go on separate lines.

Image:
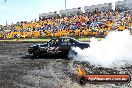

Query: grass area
left=0, top=38, right=50, bottom=43
left=0, top=37, right=103, bottom=43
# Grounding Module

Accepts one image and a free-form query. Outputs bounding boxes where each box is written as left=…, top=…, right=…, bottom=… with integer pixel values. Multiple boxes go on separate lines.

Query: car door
left=58, top=38, right=72, bottom=54
left=47, top=38, right=61, bottom=54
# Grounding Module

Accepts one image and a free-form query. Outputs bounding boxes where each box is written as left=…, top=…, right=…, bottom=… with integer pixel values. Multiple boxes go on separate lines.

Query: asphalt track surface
left=0, top=43, right=132, bottom=88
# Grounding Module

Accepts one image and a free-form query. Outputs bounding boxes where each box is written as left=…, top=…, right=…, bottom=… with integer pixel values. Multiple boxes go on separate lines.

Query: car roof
left=52, top=37, right=80, bottom=42
left=52, top=37, right=78, bottom=41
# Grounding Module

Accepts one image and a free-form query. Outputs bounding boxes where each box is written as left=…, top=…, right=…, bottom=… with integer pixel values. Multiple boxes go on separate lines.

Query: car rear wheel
left=33, top=49, right=41, bottom=57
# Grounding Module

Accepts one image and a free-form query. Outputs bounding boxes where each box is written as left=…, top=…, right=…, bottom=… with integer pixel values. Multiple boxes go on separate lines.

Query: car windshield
left=62, top=38, right=80, bottom=45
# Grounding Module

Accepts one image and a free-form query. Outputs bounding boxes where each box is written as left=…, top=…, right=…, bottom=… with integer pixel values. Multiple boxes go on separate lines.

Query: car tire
left=33, top=49, right=41, bottom=57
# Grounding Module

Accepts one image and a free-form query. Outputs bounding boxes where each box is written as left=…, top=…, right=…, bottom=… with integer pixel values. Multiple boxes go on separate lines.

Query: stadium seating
left=1, top=9, right=132, bottom=39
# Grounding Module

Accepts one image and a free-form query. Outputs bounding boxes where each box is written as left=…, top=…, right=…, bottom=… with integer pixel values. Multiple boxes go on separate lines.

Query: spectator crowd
left=0, top=9, right=132, bottom=39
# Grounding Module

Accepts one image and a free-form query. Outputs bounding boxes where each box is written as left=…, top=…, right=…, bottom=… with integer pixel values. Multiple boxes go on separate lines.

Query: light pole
left=4, top=0, right=7, bottom=3
left=65, top=0, right=66, bottom=10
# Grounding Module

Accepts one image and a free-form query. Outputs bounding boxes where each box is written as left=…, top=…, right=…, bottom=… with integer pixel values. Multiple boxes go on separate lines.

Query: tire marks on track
left=49, top=59, right=73, bottom=88
left=49, top=59, right=67, bottom=88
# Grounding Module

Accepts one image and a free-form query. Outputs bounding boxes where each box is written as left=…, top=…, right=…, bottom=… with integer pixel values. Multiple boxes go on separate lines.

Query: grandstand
left=115, top=0, right=132, bottom=11
left=0, top=0, right=131, bottom=39
left=39, top=11, right=60, bottom=20
left=59, top=7, right=82, bottom=17
left=84, top=3, right=112, bottom=12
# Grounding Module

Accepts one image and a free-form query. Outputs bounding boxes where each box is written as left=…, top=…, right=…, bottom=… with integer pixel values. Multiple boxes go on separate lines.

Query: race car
left=28, top=37, right=90, bottom=57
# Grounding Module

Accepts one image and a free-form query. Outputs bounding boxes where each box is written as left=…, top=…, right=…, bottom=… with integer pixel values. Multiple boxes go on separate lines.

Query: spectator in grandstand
left=2, top=9, right=131, bottom=39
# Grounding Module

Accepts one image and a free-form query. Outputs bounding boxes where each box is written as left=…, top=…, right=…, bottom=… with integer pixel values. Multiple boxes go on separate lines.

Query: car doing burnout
left=28, top=37, right=90, bottom=58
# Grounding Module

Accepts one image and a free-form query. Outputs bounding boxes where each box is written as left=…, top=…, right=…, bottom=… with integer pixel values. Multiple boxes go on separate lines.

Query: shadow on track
left=21, top=54, right=69, bottom=60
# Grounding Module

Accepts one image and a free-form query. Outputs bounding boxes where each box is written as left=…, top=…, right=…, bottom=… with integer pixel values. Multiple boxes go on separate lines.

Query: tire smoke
left=69, top=30, right=132, bottom=67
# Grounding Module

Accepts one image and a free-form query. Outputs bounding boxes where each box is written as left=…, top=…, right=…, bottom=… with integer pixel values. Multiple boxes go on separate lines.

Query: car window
left=49, top=39, right=60, bottom=46
left=60, top=39, right=71, bottom=45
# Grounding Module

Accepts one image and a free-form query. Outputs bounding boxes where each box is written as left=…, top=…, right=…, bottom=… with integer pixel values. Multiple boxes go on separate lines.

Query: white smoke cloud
left=69, top=30, right=132, bottom=67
